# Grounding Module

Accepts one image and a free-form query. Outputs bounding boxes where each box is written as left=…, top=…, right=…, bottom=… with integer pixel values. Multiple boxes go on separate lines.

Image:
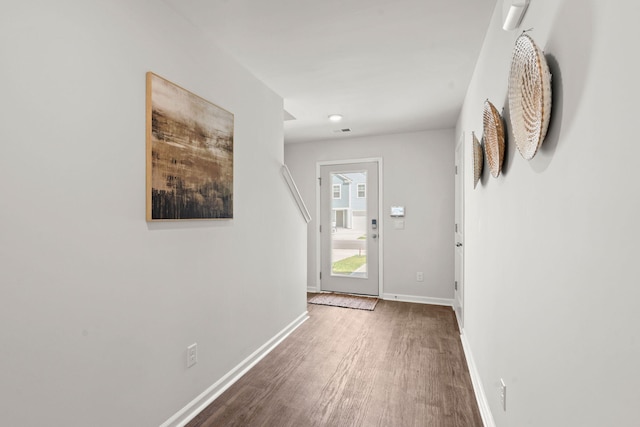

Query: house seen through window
left=332, top=184, right=341, bottom=199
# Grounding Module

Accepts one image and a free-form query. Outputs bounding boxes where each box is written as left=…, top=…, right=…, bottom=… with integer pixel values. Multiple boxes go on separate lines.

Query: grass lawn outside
left=332, top=255, right=366, bottom=274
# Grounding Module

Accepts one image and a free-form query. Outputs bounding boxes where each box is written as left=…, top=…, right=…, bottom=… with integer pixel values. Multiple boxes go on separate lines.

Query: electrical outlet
left=187, top=343, right=198, bottom=368
left=499, top=379, right=506, bottom=411
left=416, top=272, right=424, bottom=282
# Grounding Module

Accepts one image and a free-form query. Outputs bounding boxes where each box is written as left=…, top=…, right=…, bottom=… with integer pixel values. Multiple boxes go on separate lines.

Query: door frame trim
left=454, top=133, right=465, bottom=331
left=315, top=158, right=384, bottom=297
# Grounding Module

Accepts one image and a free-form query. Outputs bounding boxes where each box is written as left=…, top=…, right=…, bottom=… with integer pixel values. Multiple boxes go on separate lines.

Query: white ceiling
left=166, top=0, right=497, bottom=144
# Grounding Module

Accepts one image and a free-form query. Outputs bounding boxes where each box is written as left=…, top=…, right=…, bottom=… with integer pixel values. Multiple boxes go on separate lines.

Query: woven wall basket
left=483, top=100, right=505, bottom=178
left=473, top=131, right=483, bottom=189
left=508, top=34, right=552, bottom=160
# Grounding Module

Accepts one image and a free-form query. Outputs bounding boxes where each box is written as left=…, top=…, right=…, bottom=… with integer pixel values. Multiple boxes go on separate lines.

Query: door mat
left=308, top=293, right=378, bottom=311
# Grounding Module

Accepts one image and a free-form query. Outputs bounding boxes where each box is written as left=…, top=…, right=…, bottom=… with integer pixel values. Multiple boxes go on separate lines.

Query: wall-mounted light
left=328, top=114, right=343, bottom=122
left=503, top=0, right=530, bottom=31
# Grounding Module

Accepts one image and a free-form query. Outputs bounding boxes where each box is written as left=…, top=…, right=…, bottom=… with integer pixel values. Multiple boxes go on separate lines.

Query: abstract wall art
left=146, top=72, right=234, bottom=221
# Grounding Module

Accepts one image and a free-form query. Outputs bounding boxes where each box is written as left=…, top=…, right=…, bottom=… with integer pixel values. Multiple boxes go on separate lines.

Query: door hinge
left=454, top=280, right=458, bottom=291
left=319, top=225, right=322, bottom=233
left=455, top=165, right=458, bottom=175
left=320, top=271, right=322, bottom=280
left=455, top=223, right=458, bottom=233
left=318, top=177, right=322, bottom=186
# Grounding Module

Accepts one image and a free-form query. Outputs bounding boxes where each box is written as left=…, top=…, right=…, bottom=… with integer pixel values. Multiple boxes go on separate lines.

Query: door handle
left=372, top=234, right=378, bottom=239
left=456, top=242, right=462, bottom=247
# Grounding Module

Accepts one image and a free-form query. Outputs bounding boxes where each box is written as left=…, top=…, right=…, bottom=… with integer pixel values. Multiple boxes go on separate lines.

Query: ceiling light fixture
left=502, top=0, right=530, bottom=31
left=328, top=114, right=343, bottom=122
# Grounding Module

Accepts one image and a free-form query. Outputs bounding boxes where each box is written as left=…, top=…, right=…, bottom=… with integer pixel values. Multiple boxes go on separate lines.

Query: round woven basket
left=508, top=34, right=552, bottom=160
left=483, top=100, right=505, bottom=178
left=473, top=132, right=483, bottom=189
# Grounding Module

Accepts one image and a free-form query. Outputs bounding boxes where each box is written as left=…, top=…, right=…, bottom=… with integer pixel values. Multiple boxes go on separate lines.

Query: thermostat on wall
left=390, top=206, right=405, bottom=217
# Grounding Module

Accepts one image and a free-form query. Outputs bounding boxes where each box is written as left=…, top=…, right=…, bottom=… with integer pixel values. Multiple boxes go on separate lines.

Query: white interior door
left=320, top=162, right=379, bottom=296
left=454, top=135, right=465, bottom=330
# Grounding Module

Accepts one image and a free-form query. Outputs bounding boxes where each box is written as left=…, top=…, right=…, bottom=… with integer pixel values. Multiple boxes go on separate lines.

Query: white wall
left=457, top=0, right=640, bottom=425
left=285, top=130, right=455, bottom=302
left=0, top=1, right=307, bottom=426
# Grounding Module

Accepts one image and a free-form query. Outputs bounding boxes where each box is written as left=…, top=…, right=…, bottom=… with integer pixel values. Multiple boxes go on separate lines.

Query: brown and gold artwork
left=146, top=72, right=233, bottom=220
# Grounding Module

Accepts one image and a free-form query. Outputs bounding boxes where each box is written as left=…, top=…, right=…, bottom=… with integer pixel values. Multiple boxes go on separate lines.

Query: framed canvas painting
left=146, top=72, right=234, bottom=221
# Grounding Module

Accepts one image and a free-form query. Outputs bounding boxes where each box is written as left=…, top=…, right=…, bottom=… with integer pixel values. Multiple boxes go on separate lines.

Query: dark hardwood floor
left=187, top=295, right=483, bottom=427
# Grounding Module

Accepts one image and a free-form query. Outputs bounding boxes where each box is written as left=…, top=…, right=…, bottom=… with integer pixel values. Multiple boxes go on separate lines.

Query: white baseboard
left=381, top=293, right=454, bottom=307
left=160, top=311, right=309, bottom=427
left=460, top=332, right=496, bottom=427
left=307, top=285, right=319, bottom=293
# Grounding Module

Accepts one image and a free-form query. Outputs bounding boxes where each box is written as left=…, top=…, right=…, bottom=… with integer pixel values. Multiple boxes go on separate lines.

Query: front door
left=320, top=161, right=379, bottom=296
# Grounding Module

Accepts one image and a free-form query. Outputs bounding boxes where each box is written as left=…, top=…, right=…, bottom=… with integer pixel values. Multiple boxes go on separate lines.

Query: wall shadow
left=500, top=99, right=514, bottom=177
left=479, top=132, right=489, bottom=187
left=530, top=53, right=563, bottom=173
left=146, top=219, right=233, bottom=231
left=530, top=0, right=595, bottom=173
